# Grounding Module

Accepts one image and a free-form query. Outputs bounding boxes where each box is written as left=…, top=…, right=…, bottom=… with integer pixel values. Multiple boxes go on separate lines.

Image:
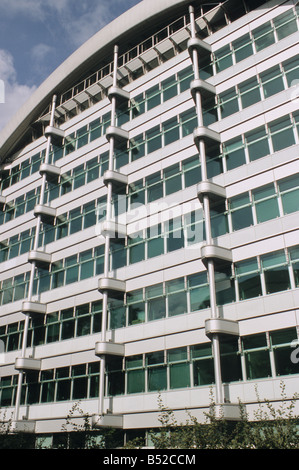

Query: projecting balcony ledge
left=39, top=163, right=61, bottom=180
left=213, top=403, right=242, bottom=421
left=34, top=204, right=56, bottom=223
left=194, top=126, right=221, bottom=147
left=15, top=357, right=41, bottom=372
left=44, top=125, right=65, bottom=145
left=108, top=86, right=130, bottom=103
left=28, top=250, right=52, bottom=268
left=187, top=37, right=211, bottom=55
left=197, top=181, right=226, bottom=203
left=10, top=420, right=36, bottom=434
left=0, top=195, right=5, bottom=207
left=92, top=414, right=123, bottom=429
left=22, top=301, right=47, bottom=316
left=100, top=220, right=127, bottom=238
left=201, top=244, right=232, bottom=266
left=98, top=277, right=126, bottom=296
left=105, top=126, right=129, bottom=144
left=103, top=169, right=128, bottom=188
left=95, top=341, right=125, bottom=357
left=205, top=318, right=239, bottom=338
left=190, top=79, right=216, bottom=101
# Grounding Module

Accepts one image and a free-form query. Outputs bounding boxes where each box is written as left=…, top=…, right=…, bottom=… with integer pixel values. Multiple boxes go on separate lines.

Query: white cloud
left=0, top=50, right=36, bottom=131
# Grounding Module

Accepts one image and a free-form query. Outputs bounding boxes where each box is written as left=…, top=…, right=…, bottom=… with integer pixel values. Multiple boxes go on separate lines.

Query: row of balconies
left=10, top=36, right=243, bottom=431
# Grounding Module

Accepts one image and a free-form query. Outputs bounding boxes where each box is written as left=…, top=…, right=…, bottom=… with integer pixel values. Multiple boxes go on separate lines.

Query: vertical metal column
left=189, top=5, right=224, bottom=405
left=14, top=95, right=58, bottom=421
left=98, top=45, right=119, bottom=417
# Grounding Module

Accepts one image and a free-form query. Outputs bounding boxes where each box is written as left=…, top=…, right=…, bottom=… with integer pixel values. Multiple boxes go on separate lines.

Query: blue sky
left=0, top=0, right=141, bottom=130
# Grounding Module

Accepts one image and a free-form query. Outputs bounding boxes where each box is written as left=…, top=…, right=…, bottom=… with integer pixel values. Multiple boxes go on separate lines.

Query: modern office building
left=0, top=0, right=298, bottom=448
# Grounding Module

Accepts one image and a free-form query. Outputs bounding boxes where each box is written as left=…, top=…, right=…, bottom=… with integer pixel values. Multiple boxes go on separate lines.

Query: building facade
left=0, top=0, right=298, bottom=448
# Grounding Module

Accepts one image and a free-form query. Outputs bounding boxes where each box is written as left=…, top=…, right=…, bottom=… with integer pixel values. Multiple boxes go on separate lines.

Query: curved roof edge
left=0, top=0, right=190, bottom=162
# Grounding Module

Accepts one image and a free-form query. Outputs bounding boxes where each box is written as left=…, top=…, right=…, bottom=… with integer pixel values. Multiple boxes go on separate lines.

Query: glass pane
left=274, top=347, right=298, bottom=375
left=169, top=363, right=190, bottom=389
left=214, top=45, right=233, bottom=72
left=193, top=358, right=214, bottom=386
left=127, top=369, right=145, bottom=393
left=260, top=66, right=284, bottom=98
left=233, top=34, right=253, bottom=62
left=253, top=22, right=275, bottom=52
left=224, top=137, right=246, bottom=170
left=239, top=271, right=262, bottom=300
left=146, top=85, right=161, bottom=110
left=255, top=199, right=279, bottom=223
left=245, top=350, right=271, bottom=379
left=190, top=285, right=210, bottom=311
left=219, top=88, right=238, bottom=118
left=168, top=291, right=187, bottom=317
left=128, top=301, right=145, bottom=325
left=245, top=126, right=270, bottom=161
left=239, top=77, right=261, bottom=108
left=231, top=205, right=253, bottom=231
left=269, top=117, right=295, bottom=151
left=162, top=75, right=177, bottom=101
left=148, top=297, right=165, bottom=321
left=264, top=266, right=290, bottom=294
left=274, top=10, right=298, bottom=41
left=148, top=366, right=167, bottom=391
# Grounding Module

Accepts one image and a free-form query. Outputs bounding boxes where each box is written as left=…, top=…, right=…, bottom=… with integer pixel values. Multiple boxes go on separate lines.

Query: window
left=191, top=344, right=214, bottom=386
left=162, top=75, right=177, bottom=101
left=245, top=126, right=269, bottom=162
left=283, top=55, right=299, bottom=87
left=219, top=87, right=238, bottom=118
left=163, top=117, right=180, bottom=146
left=229, top=193, right=253, bottom=231
left=242, top=333, right=271, bottom=380
left=261, top=250, right=290, bottom=294
left=223, top=137, right=246, bottom=170
left=146, top=351, right=167, bottom=392
left=289, top=246, right=299, bottom=287
left=269, top=116, right=295, bottom=152
left=77, top=126, right=88, bottom=149
left=252, top=22, right=275, bottom=52
left=146, top=284, right=165, bottom=322
left=146, top=84, right=161, bottom=110
left=147, top=224, right=164, bottom=259
left=166, top=217, right=184, bottom=252
left=183, top=155, right=201, bottom=188
left=180, top=109, right=197, bottom=137
left=270, top=328, right=298, bottom=376
left=128, top=231, right=145, bottom=264
left=126, top=355, right=144, bottom=394
left=220, top=339, right=242, bottom=382
left=215, top=265, right=235, bottom=305
left=168, top=347, right=190, bottom=389
left=164, top=163, right=181, bottom=195
left=214, top=45, right=233, bottom=73
left=273, top=10, right=298, bottom=41
left=210, top=201, right=228, bottom=238
left=188, top=272, right=210, bottom=311
left=278, top=175, right=299, bottom=215
left=65, top=255, right=79, bottom=285
left=166, top=277, right=187, bottom=317
left=235, top=257, right=262, bottom=300
left=238, top=77, right=261, bottom=109
left=252, top=184, right=279, bottom=223
left=146, top=172, right=162, bottom=203
left=127, top=289, right=145, bottom=325
left=260, top=65, right=284, bottom=98
left=146, top=126, right=162, bottom=154
left=232, top=33, right=253, bottom=63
